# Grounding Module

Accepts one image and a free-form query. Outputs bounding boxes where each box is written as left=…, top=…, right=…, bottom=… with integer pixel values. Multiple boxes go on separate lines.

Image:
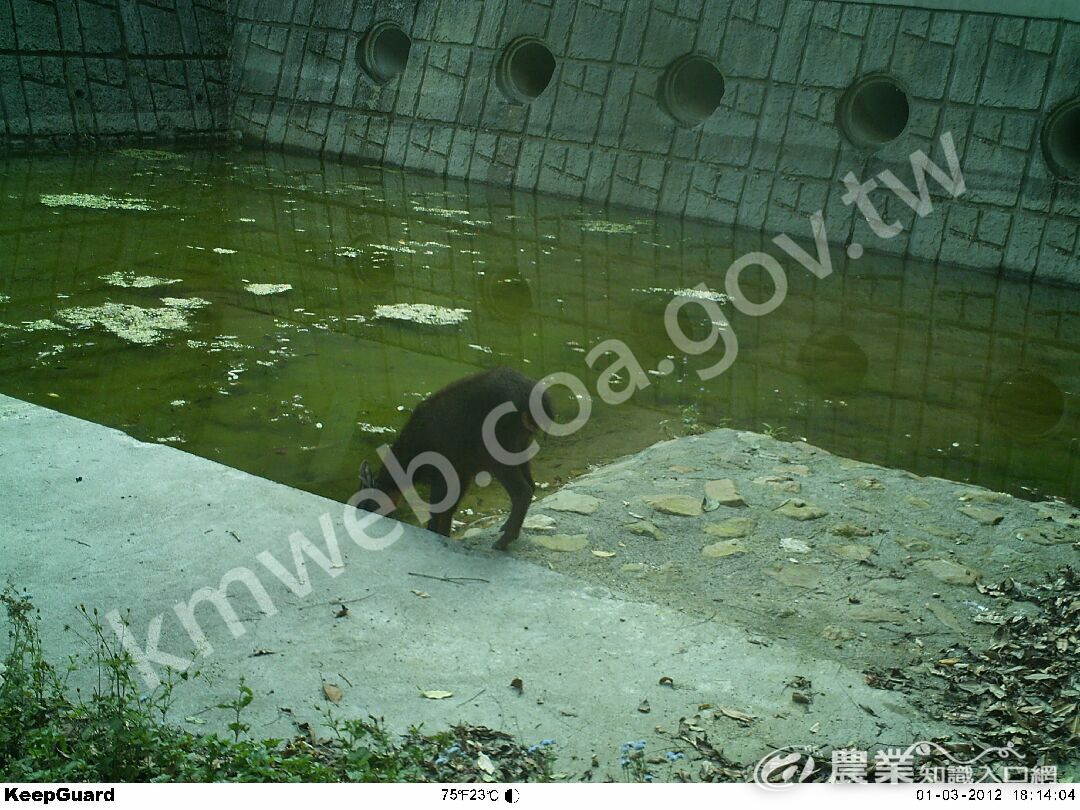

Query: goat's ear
left=359, top=460, right=374, bottom=487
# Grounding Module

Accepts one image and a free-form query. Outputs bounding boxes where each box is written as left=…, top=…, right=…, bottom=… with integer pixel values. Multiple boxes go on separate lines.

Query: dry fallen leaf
left=510, top=677, right=524, bottom=693
left=716, top=705, right=756, bottom=724
left=323, top=683, right=343, bottom=703
left=421, top=689, right=454, bottom=700
left=591, top=549, right=616, bottom=558
left=638, top=698, right=651, bottom=714
left=334, top=605, right=349, bottom=618
left=659, top=676, right=674, bottom=687
left=411, top=589, right=429, bottom=598
left=250, top=648, right=275, bottom=657
left=476, top=752, right=495, bottom=774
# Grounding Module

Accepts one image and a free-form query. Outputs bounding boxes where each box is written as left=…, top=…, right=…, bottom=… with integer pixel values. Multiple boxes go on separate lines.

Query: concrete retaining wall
left=0, top=0, right=231, bottom=151
left=228, top=0, right=1080, bottom=284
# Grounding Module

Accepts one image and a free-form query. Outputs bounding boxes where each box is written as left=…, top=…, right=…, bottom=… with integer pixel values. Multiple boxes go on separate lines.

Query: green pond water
left=0, top=148, right=1077, bottom=515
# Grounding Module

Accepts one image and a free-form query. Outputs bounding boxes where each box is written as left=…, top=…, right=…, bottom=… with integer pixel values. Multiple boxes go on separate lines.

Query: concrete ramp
left=0, top=394, right=942, bottom=777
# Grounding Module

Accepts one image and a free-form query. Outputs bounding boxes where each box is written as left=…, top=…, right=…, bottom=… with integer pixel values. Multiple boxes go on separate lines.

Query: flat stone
left=703, top=478, right=746, bottom=508
left=830, top=543, right=874, bottom=562
left=905, top=496, right=931, bottom=509
left=822, top=625, right=855, bottom=641
left=668, top=465, right=699, bottom=474
left=702, top=539, right=747, bottom=558
left=775, top=499, right=826, bottom=521
left=644, top=493, right=702, bottom=517
left=780, top=464, right=810, bottom=477
left=959, top=490, right=1012, bottom=504
left=704, top=517, right=756, bottom=538
left=854, top=477, right=885, bottom=491
left=850, top=606, right=907, bottom=623
left=533, top=533, right=588, bottom=552
left=626, top=520, right=664, bottom=540
left=542, top=490, right=600, bottom=515
left=1015, top=526, right=1072, bottom=546
left=763, top=564, right=820, bottom=588
left=754, top=475, right=801, bottom=493
left=830, top=522, right=874, bottom=538
left=959, top=505, right=1004, bottom=526
left=894, top=537, right=933, bottom=552
left=621, top=562, right=646, bottom=573
left=522, top=514, right=557, bottom=533
left=914, top=558, right=979, bottom=586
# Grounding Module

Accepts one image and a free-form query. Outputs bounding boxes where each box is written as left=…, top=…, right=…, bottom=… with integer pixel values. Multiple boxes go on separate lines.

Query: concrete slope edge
left=0, top=393, right=945, bottom=778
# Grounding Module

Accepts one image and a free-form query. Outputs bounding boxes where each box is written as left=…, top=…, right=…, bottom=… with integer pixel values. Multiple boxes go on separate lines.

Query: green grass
left=0, top=589, right=555, bottom=782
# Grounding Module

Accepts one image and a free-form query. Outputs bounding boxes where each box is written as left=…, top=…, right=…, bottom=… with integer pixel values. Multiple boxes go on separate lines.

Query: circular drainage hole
left=359, top=21, right=411, bottom=84
left=837, top=75, right=910, bottom=148
left=659, top=54, right=725, bottom=127
left=496, top=37, right=556, bottom=104
left=1042, top=98, right=1080, bottom=181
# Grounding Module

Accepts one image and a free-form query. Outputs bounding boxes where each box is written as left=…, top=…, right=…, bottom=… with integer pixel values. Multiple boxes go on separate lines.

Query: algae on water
left=244, top=283, right=293, bottom=296
left=100, top=272, right=182, bottom=288
left=373, top=303, right=471, bottom=326
left=40, top=193, right=156, bottom=211
left=57, top=298, right=210, bottom=345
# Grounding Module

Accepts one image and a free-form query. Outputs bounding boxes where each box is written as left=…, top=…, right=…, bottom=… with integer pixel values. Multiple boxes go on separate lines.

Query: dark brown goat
left=356, top=367, right=554, bottom=550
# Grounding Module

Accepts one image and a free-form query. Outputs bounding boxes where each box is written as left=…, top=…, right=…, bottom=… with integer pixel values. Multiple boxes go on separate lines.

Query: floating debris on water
left=115, top=148, right=183, bottom=161
left=358, top=421, right=396, bottom=435
left=244, top=283, right=293, bottom=296
left=636, top=286, right=729, bottom=304
left=368, top=243, right=416, bottom=254
left=170, top=400, right=187, bottom=407
left=40, top=193, right=155, bottom=211
left=373, top=303, right=471, bottom=326
left=100, top=271, right=181, bottom=288
left=1, top=319, right=68, bottom=332
left=212, top=247, right=237, bottom=255
left=239, top=217, right=256, bottom=223
left=161, top=297, right=211, bottom=310
left=0, top=294, right=10, bottom=303
left=580, top=220, right=636, bottom=234
left=412, top=206, right=470, bottom=218
left=58, top=298, right=209, bottom=345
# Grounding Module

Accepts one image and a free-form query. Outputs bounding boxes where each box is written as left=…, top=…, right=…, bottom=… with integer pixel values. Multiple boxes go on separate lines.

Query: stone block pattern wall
left=229, top=0, right=1080, bottom=285
left=0, top=0, right=231, bottom=151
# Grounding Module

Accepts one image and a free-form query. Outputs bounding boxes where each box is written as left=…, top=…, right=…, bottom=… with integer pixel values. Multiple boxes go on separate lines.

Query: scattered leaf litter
left=40, top=193, right=155, bottom=211
left=374, top=303, right=470, bottom=326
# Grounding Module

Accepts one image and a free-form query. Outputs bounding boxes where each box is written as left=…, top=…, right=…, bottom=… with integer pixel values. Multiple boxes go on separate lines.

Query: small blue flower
left=644, top=773, right=654, bottom=782
left=634, top=740, right=647, bottom=750
left=435, top=756, right=448, bottom=765
left=620, top=756, right=631, bottom=767
left=540, top=739, right=555, bottom=746
left=665, top=751, right=684, bottom=762
left=620, top=742, right=632, bottom=754
left=446, top=744, right=461, bottom=755
left=527, top=744, right=539, bottom=753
